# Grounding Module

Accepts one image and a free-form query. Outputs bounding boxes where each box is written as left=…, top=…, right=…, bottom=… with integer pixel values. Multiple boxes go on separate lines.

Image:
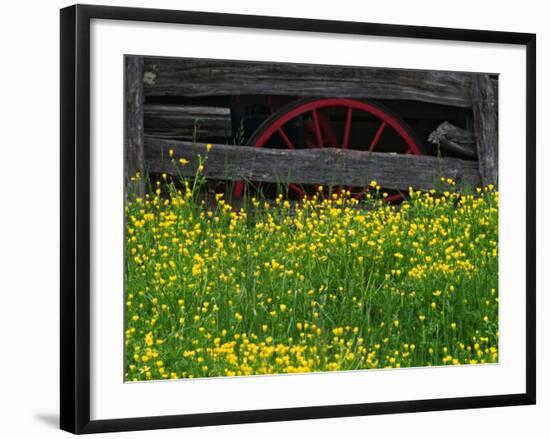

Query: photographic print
left=60, top=6, right=536, bottom=432
left=123, top=56, right=499, bottom=382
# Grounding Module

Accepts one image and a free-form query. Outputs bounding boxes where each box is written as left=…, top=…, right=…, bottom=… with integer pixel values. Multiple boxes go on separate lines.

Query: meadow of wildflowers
left=124, top=152, right=498, bottom=381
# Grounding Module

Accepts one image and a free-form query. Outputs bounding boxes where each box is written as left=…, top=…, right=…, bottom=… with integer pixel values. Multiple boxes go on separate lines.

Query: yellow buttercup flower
left=124, top=178, right=498, bottom=381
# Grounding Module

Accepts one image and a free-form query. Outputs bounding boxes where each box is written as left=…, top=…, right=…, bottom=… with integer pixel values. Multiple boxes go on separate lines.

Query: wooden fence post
left=471, top=75, right=498, bottom=187
left=124, top=55, right=145, bottom=198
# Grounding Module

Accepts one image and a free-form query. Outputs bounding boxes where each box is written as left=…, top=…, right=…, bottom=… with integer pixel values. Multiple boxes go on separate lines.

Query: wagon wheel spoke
left=311, top=109, right=324, bottom=148
left=303, top=116, right=319, bottom=148
left=368, top=121, right=387, bottom=152
left=318, top=113, right=339, bottom=148
left=342, top=112, right=354, bottom=195
left=288, top=183, right=306, bottom=196
left=342, top=107, right=353, bottom=149
left=233, top=180, right=245, bottom=198
left=277, top=127, right=295, bottom=149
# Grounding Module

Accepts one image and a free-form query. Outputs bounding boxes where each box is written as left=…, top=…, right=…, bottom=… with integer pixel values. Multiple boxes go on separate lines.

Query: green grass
left=124, top=164, right=498, bottom=381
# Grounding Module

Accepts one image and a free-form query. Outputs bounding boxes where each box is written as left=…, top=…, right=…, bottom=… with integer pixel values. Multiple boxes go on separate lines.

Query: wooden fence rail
left=144, top=138, right=481, bottom=192
left=144, top=104, right=231, bottom=140
left=143, top=57, right=476, bottom=108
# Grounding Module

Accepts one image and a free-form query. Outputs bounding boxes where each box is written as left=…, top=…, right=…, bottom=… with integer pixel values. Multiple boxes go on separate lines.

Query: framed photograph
left=60, top=4, right=536, bottom=434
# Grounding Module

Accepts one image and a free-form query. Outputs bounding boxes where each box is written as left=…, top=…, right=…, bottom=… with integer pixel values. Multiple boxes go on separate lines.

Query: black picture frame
left=60, top=4, right=536, bottom=434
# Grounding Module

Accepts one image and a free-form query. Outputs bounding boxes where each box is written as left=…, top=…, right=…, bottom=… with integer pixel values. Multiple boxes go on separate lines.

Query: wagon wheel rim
left=233, top=98, right=424, bottom=201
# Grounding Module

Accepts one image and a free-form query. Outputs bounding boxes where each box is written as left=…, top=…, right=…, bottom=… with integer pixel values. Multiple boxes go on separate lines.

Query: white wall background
left=0, top=0, right=545, bottom=437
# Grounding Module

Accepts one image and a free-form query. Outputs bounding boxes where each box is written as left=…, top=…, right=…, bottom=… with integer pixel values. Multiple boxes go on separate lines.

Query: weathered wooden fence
left=145, top=137, right=481, bottom=192
left=125, top=55, right=498, bottom=196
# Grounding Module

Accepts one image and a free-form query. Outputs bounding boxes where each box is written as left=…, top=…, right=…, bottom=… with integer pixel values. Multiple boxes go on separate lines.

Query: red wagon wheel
left=233, top=98, right=425, bottom=201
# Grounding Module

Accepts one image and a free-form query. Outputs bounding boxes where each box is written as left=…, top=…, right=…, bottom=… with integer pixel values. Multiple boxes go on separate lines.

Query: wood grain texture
left=125, top=55, right=145, bottom=197
left=144, top=104, right=231, bottom=140
left=471, top=75, right=498, bottom=186
left=428, top=121, right=477, bottom=158
left=144, top=137, right=481, bottom=191
left=142, top=57, right=476, bottom=108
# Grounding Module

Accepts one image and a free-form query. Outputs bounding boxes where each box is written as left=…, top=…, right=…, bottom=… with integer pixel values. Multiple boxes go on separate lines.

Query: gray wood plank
left=144, top=104, right=231, bottom=141
left=124, top=55, right=145, bottom=197
left=428, top=121, right=477, bottom=159
left=143, top=57, right=477, bottom=108
left=471, top=75, right=498, bottom=186
left=144, top=137, right=481, bottom=192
